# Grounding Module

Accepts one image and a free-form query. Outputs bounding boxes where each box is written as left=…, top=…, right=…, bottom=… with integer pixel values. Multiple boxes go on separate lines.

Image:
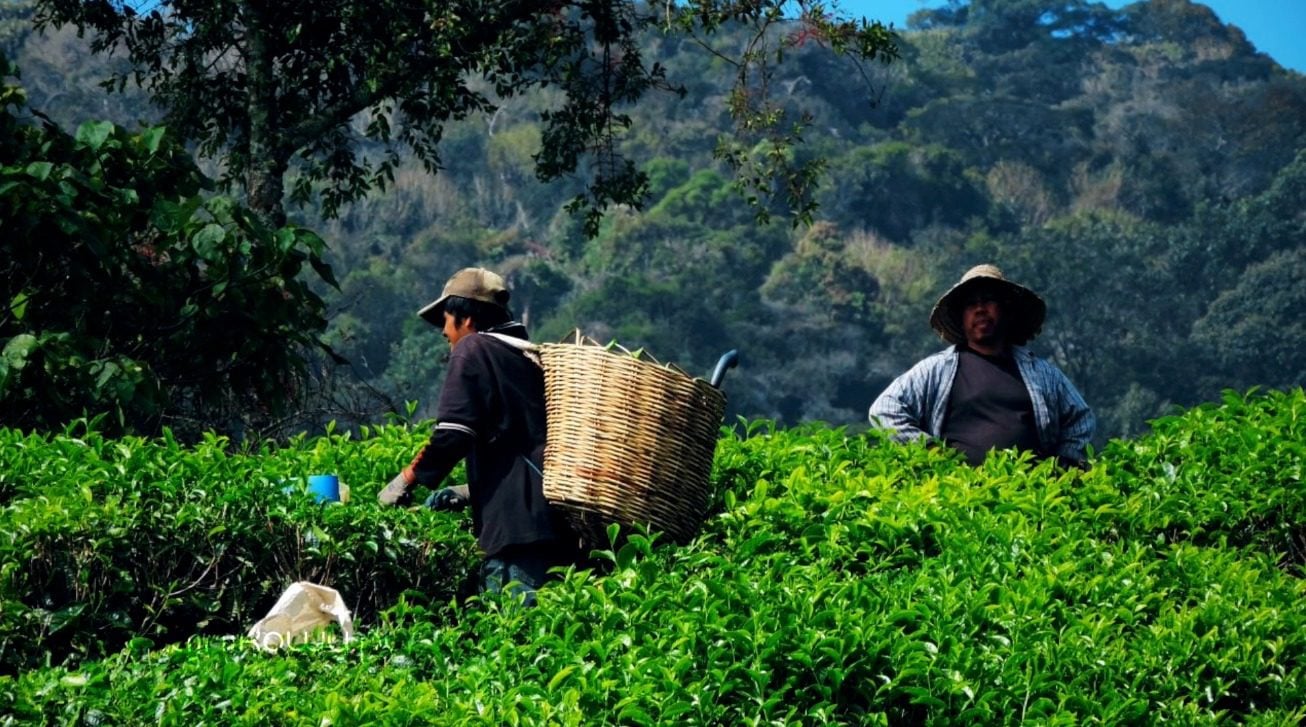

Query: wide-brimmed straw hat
left=928, top=264, right=1045, bottom=346
left=418, top=267, right=510, bottom=326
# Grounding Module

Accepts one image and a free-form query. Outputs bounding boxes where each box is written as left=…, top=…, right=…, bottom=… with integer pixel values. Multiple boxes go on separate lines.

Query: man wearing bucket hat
left=378, top=267, right=579, bottom=604
left=869, top=264, right=1095, bottom=467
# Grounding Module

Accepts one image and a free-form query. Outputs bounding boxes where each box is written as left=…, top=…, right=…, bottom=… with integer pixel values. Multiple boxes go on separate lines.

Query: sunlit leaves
left=2, top=389, right=1304, bottom=722
left=0, top=418, right=476, bottom=676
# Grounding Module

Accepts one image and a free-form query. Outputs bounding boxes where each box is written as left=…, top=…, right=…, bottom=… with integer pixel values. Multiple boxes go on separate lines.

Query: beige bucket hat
left=928, top=264, right=1046, bottom=346
left=418, top=267, right=510, bottom=326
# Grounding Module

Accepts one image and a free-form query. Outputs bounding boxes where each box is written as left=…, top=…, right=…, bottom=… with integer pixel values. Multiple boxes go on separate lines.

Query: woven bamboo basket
left=537, top=340, right=727, bottom=545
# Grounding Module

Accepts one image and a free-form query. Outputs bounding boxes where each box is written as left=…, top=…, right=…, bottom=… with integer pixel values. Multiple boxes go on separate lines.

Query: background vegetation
left=3, top=0, right=1304, bottom=441
left=0, top=52, right=335, bottom=436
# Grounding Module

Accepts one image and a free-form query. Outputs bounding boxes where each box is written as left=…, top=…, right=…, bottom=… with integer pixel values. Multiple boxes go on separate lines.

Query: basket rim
left=538, top=340, right=724, bottom=402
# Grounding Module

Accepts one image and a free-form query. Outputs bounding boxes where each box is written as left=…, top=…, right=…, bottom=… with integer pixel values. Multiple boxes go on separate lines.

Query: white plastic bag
left=246, top=581, right=355, bottom=651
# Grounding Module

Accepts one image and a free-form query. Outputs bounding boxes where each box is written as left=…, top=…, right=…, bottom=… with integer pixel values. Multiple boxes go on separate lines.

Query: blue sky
left=837, top=0, right=1306, bottom=73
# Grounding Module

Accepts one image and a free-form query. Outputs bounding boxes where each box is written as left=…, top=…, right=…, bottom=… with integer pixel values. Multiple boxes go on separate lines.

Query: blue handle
left=709, top=350, right=739, bottom=389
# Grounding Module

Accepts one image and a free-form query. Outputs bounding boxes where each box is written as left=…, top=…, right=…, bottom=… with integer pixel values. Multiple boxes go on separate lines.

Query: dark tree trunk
left=242, top=0, right=288, bottom=228
left=246, top=154, right=289, bottom=228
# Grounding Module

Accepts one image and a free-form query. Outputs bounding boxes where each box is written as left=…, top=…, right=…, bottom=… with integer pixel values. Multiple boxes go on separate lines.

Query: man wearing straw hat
left=378, top=267, right=579, bottom=605
left=869, top=264, right=1095, bottom=467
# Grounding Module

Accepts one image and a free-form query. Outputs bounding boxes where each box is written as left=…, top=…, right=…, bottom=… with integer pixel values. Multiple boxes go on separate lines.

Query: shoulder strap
left=479, top=332, right=543, bottom=368
left=478, top=333, right=547, bottom=473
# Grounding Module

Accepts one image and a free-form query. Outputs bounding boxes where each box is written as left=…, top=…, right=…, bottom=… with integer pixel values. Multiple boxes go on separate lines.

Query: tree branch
left=280, top=3, right=538, bottom=154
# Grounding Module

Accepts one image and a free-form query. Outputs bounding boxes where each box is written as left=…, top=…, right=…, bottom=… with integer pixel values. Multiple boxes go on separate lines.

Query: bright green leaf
left=10, top=292, right=29, bottom=321
left=141, top=126, right=167, bottom=154
left=2, top=334, right=38, bottom=372
left=192, top=223, right=227, bottom=261
left=25, top=161, right=53, bottom=180
left=75, top=121, right=115, bottom=151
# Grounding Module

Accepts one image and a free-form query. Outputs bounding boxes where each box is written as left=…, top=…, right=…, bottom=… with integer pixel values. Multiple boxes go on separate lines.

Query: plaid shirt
left=869, top=346, right=1095, bottom=461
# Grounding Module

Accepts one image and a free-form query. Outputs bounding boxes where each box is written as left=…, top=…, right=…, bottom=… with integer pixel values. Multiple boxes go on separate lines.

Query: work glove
left=425, top=485, right=470, bottom=512
left=378, top=472, right=414, bottom=507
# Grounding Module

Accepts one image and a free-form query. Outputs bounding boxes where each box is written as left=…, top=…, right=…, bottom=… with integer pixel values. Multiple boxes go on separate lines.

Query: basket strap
left=520, top=455, right=544, bottom=478
left=480, top=332, right=542, bottom=368
left=480, top=334, right=549, bottom=477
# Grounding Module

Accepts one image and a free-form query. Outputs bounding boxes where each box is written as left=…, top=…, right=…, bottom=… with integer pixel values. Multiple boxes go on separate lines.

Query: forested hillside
left=4, top=0, right=1304, bottom=440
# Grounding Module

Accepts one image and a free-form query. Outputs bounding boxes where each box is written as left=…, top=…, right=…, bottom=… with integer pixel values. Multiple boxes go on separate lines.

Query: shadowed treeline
left=2, top=0, right=1303, bottom=441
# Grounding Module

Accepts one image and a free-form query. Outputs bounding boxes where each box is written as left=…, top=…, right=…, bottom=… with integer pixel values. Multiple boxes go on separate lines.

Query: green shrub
left=0, top=419, right=477, bottom=675
left=1, top=389, right=1303, bottom=724
left=2, top=54, right=336, bottom=437
left=1095, top=388, right=1306, bottom=572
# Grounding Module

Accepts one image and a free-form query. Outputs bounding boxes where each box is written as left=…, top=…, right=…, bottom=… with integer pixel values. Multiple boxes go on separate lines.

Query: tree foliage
left=0, top=54, right=334, bottom=436
left=6, top=0, right=1306, bottom=439
left=1192, top=249, right=1306, bottom=391
left=34, top=0, right=899, bottom=231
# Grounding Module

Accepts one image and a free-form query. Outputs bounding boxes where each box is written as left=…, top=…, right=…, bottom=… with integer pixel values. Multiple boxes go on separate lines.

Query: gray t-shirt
left=940, top=348, right=1041, bottom=465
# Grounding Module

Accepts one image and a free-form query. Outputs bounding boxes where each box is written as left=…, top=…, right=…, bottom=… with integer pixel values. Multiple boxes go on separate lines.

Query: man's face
left=960, top=287, right=1007, bottom=350
left=442, top=312, right=476, bottom=347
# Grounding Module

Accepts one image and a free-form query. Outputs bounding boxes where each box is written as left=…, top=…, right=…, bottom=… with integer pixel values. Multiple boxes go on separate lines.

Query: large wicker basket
left=537, top=340, right=727, bottom=545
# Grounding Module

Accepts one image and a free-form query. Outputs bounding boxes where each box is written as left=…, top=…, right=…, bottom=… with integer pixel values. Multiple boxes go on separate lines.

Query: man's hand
left=378, top=472, right=414, bottom=506
left=425, top=485, right=470, bottom=511
left=1054, top=454, right=1090, bottom=471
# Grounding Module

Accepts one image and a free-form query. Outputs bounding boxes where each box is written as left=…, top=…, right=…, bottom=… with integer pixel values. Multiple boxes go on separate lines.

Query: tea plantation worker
left=868, top=264, right=1095, bottom=467
left=378, top=267, right=580, bottom=605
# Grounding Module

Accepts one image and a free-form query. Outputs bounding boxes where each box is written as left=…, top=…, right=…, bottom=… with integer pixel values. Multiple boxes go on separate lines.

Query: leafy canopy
left=35, top=1, right=899, bottom=231
left=0, top=53, right=335, bottom=436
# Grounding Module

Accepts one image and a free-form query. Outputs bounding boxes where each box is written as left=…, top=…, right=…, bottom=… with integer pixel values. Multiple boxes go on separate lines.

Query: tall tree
left=1, top=53, right=334, bottom=436
left=35, top=1, right=898, bottom=230
left=1192, top=248, right=1306, bottom=392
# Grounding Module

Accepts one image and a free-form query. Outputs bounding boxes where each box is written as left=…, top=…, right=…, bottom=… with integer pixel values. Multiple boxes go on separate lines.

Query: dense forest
left=2, top=0, right=1304, bottom=442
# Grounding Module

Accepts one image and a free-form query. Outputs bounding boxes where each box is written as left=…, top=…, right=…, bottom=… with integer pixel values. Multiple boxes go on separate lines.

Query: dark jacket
left=404, top=326, right=571, bottom=556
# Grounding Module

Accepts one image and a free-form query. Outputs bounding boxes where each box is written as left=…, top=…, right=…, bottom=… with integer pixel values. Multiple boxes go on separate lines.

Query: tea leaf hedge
left=2, top=389, right=1304, bottom=724
left=0, top=419, right=478, bottom=675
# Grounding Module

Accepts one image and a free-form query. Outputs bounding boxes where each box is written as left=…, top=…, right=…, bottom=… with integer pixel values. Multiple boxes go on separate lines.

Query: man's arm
left=868, top=364, right=937, bottom=444
left=378, top=426, right=474, bottom=506
left=380, top=340, right=491, bottom=506
left=1052, top=374, right=1095, bottom=463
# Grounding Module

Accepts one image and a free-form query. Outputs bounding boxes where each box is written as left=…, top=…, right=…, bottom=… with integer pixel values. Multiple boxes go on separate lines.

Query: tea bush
left=0, top=419, right=478, bottom=675
left=1, top=389, right=1303, bottom=724
left=1095, top=389, right=1306, bottom=570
